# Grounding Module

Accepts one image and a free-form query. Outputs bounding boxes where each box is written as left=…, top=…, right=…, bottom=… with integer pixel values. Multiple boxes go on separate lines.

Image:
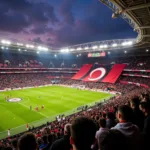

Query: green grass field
left=0, top=86, right=113, bottom=139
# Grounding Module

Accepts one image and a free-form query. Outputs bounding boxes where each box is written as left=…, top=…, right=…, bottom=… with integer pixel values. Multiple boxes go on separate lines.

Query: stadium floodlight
left=108, top=51, right=111, bottom=54
left=128, top=41, right=133, bottom=45
left=37, top=46, right=41, bottom=50
left=60, top=49, right=64, bottom=52
left=122, top=41, right=133, bottom=46
left=103, top=45, right=108, bottom=48
left=26, top=44, right=35, bottom=48
left=1, top=40, right=11, bottom=45
left=38, top=46, right=43, bottom=50
left=79, top=54, right=82, bottom=56
left=146, top=49, right=149, bottom=52
left=17, top=43, right=23, bottom=46
left=6, top=47, right=8, bottom=50
left=61, top=48, right=69, bottom=53
left=7, top=41, right=11, bottom=45
left=54, top=54, right=57, bottom=57
left=37, top=46, right=48, bottom=51
left=122, top=42, right=127, bottom=46
left=31, top=45, right=35, bottom=48
left=77, top=47, right=82, bottom=50
left=124, top=51, right=127, bottom=53
left=18, top=49, right=21, bottom=51
left=100, top=45, right=104, bottom=48
left=92, top=46, right=98, bottom=49
left=26, top=44, right=29, bottom=48
left=43, top=47, right=48, bottom=51
left=84, top=47, right=89, bottom=50
left=1, top=40, right=6, bottom=44
left=76, top=55, right=78, bottom=57
left=1, top=46, right=4, bottom=49
left=37, top=51, right=40, bottom=54
left=112, top=43, right=117, bottom=47
left=70, top=48, right=74, bottom=51
left=65, top=48, right=69, bottom=52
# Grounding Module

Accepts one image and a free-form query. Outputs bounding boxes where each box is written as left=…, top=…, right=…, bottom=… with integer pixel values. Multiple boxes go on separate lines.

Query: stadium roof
left=100, top=0, right=150, bottom=46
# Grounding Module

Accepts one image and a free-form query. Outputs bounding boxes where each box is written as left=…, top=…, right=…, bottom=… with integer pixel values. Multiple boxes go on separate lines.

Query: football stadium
left=0, top=0, right=150, bottom=150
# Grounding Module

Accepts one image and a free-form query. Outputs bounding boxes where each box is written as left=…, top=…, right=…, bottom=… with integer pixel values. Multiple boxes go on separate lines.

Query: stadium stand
left=1, top=54, right=150, bottom=150
left=0, top=62, right=150, bottom=150
left=1, top=0, right=150, bottom=150
left=0, top=79, right=150, bottom=150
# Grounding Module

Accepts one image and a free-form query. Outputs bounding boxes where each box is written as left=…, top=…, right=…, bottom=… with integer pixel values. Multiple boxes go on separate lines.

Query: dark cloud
left=47, top=38, right=53, bottom=42
left=0, top=0, right=136, bottom=47
left=50, top=0, right=137, bottom=47
left=0, top=0, right=31, bottom=11
left=0, top=14, right=29, bottom=33
left=31, top=26, right=54, bottom=35
left=31, top=37, right=44, bottom=44
left=29, top=3, right=59, bottom=24
left=59, top=0, right=75, bottom=25
left=31, top=26, right=48, bottom=34
left=0, top=0, right=58, bottom=33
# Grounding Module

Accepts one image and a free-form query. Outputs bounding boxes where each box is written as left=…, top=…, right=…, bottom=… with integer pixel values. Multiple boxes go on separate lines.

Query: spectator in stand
left=70, top=117, right=97, bottom=150
left=140, top=93, right=146, bottom=101
left=139, top=102, right=150, bottom=149
left=99, top=130, right=129, bottom=150
left=37, top=137, right=44, bottom=149
left=106, top=112, right=115, bottom=129
left=11, top=139, right=18, bottom=150
left=111, top=105, right=142, bottom=150
left=39, top=135, right=48, bottom=150
left=42, top=134, right=54, bottom=150
left=140, top=93, right=150, bottom=102
left=0, top=145, right=5, bottom=150
left=130, top=97, right=144, bottom=130
left=95, top=118, right=109, bottom=150
left=50, top=124, right=72, bottom=150
left=18, top=133, right=37, bottom=150
left=5, top=147, right=12, bottom=150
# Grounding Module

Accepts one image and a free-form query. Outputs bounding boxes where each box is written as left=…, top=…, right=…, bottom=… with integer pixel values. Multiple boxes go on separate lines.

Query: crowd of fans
left=0, top=55, right=150, bottom=150
left=122, top=71, right=150, bottom=75
left=1, top=54, right=150, bottom=69
left=119, top=76, right=150, bottom=87
left=0, top=74, right=53, bottom=90
left=61, top=79, right=137, bottom=93
left=0, top=76, right=150, bottom=150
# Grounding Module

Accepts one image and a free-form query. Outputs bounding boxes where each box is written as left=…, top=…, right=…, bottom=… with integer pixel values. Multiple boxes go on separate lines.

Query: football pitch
left=0, top=86, right=113, bottom=139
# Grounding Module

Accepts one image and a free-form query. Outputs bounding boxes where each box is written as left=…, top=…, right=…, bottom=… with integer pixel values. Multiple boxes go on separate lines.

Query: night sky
left=0, top=0, right=137, bottom=48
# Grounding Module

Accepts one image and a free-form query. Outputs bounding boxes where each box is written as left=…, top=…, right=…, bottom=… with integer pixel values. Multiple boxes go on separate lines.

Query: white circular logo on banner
left=88, top=68, right=106, bottom=81
left=7, top=98, right=22, bottom=102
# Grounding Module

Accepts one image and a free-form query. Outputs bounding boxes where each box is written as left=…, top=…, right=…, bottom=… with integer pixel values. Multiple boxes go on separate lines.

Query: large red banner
left=72, top=64, right=126, bottom=83
left=102, top=64, right=126, bottom=83
left=72, top=64, right=92, bottom=80
left=83, top=64, right=111, bottom=82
